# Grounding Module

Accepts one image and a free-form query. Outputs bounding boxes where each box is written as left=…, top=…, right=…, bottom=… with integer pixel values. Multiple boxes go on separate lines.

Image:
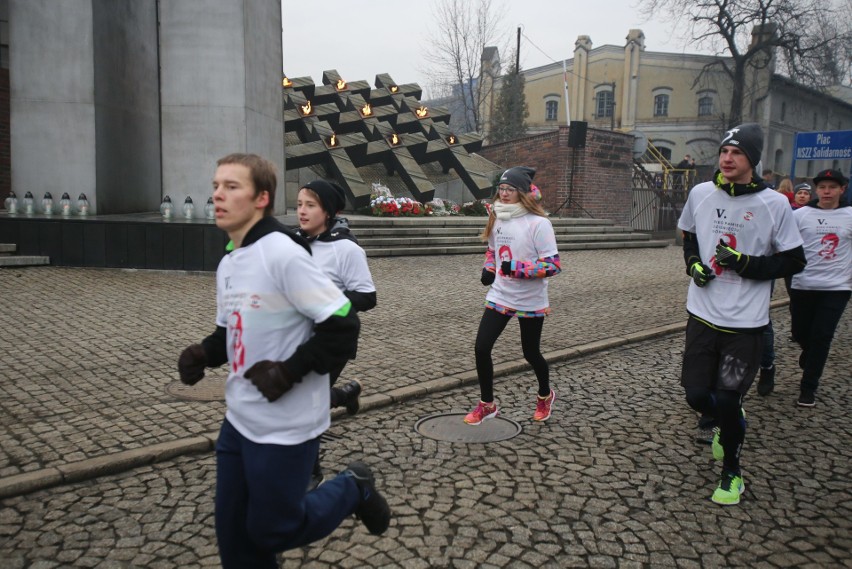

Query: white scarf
left=493, top=202, right=526, bottom=220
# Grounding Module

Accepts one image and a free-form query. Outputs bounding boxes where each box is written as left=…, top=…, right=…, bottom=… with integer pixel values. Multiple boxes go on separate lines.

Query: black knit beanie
left=499, top=167, right=536, bottom=193
left=303, top=180, right=346, bottom=214
left=719, top=123, right=763, bottom=167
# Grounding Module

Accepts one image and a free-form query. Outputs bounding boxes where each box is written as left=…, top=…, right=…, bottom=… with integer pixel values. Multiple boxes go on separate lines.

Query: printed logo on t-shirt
left=228, top=311, right=245, bottom=373
left=250, top=294, right=262, bottom=309
left=818, top=234, right=839, bottom=260
left=498, top=245, right=513, bottom=277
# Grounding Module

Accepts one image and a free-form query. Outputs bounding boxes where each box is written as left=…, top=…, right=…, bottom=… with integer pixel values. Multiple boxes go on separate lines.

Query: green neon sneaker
left=710, top=408, right=747, bottom=461
left=711, top=471, right=745, bottom=505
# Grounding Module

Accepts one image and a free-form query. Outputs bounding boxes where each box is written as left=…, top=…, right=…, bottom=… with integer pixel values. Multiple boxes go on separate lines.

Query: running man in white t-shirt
left=677, top=124, right=806, bottom=506
left=177, top=154, right=389, bottom=567
left=790, top=169, right=852, bottom=407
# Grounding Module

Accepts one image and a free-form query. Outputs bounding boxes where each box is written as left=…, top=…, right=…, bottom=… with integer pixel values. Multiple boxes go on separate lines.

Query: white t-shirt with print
left=678, top=181, right=803, bottom=328
left=791, top=205, right=852, bottom=291
left=216, top=231, right=348, bottom=445
left=486, top=213, right=558, bottom=312
left=311, top=239, right=376, bottom=294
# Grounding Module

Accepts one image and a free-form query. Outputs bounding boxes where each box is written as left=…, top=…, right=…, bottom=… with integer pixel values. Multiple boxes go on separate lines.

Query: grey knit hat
left=719, top=123, right=763, bottom=167
left=498, top=167, right=536, bottom=193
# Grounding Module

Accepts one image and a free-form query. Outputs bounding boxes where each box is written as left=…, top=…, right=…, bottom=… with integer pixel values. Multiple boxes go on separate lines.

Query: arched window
left=656, top=146, right=672, bottom=160
left=595, top=91, right=613, bottom=118
left=654, top=94, right=669, bottom=117
left=545, top=100, right=558, bottom=121
left=698, top=96, right=713, bottom=117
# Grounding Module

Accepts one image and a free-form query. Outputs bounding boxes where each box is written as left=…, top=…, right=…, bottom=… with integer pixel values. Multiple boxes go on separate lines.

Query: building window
left=806, top=161, right=814, bottom=176
left=656, top=146, right=672, bottom=161
left=545, top=100, right=558, bottom=121
left=698, top=96, right=713, bottom=117
left=595, top=91, right=613, bottom=118
left=654, top=94, right=669, bottom=117
left=780, top=102, right=786, bottom=122
left=774, top=149, right=784, bottom=172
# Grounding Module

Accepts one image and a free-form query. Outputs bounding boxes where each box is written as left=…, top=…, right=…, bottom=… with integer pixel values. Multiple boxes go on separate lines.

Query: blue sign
left=790, top=130, right=852, bottom=177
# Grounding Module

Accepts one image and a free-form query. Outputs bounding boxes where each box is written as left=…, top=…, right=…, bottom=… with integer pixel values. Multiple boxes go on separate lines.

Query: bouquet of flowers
left=368, top=183, right=427, bottom=217
left=460, top=199, right=492, bottom=216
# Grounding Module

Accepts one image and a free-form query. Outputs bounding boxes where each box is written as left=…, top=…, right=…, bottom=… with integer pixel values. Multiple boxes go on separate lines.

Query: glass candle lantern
left=160, top=195, right=173, bottom=219
left=182, top=196, right=194, bottom=219
left=42, top=192, right=54, bottom=215
left=23, top=191, right=34, bottom=214
left=4, top=191, right=17, bottom=214
left=59, top=192, right=72, bottom=216
left=77, top=193, right=89, bottom=215
left=204, top=196, right=215, bottom=219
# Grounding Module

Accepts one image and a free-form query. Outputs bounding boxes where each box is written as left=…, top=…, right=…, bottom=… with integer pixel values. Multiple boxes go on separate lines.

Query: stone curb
left=0, top=299, right=790, bottom=499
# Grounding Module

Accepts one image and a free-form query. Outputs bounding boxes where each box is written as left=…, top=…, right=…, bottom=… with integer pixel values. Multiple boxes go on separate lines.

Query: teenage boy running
left=790, top=169, right=852, bottom=407
left=177, top=154, right=390, bottom=568
left=677, top=124, right=806, bottom=505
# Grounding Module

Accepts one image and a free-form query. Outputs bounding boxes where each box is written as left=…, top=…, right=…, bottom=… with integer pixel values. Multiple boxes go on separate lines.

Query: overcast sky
left=281, top=0, right=712, bottom=95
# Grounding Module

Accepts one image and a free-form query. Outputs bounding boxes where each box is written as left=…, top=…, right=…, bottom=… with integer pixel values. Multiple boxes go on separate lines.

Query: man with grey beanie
left=676, top=123, right=807, bottom=505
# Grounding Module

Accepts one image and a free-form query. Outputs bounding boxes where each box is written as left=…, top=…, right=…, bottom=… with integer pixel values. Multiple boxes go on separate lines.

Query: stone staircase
left=345, top=216, right=670, bottom=257
left=0, top=243, right=50, bottom=267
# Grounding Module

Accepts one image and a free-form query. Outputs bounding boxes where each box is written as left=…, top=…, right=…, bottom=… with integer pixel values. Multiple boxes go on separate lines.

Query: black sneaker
left=695, top=413, right=716, bottom=444
left=332, top=380, right=362, bottom=416
left=345, top=461, right=390, bottom=535
left=757, top=365, right=775, bottom=396
left=797, top=389, right=816, bottom=407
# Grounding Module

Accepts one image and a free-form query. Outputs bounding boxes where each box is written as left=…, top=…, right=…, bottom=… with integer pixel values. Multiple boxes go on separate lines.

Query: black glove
left=244, top=360, right=300, bottom=402
left=715, top=240, right=748, bottom=272
left=689, top=262, right=715, bottom=287
left=500, top=260, right=513, bottom=277
left=178, top=344, right=207, bottom=385
left=480, top=268, right=495, bottom=286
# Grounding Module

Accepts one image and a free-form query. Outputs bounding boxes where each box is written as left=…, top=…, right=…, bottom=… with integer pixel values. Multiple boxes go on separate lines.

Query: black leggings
left=685, top=387, right=745, bottom=474
left=474, top=308, right=550, bottom=402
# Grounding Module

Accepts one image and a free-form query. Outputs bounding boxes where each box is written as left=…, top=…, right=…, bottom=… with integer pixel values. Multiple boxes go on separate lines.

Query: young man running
left=177, top=154, right=390, bottom=567
left=789, top=169, right=852, bottom=407
left=677, top=124, right=806, bottom=505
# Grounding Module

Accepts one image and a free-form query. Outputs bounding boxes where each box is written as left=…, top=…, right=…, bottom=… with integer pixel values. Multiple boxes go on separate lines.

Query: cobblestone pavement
left=1, top=318, right=850, bottom=568
left=0, top=246, right=699, bottom=477
left=1, top=245, right=850, bottom=567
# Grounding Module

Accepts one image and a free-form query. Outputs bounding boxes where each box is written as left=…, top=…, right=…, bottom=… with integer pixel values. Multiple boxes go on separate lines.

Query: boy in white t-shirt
left=790, top=169, right=852, bottom=407
left=677, top=124, right=806, bottom=506
left=177, top=154, right=389, bottom=567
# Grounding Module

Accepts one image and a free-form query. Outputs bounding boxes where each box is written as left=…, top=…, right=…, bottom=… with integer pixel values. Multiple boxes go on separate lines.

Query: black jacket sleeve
left=344, top=290, right=377, bottom=312
left=201, top=326, right=228, bottom=367
left=682, top=231, right=702, bottom=275
left=283, top=304, right=360, bottom=378
left=736, top=246, right=807, bottom=280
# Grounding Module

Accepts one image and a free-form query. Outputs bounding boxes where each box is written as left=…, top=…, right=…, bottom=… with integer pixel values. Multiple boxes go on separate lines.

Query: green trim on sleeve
left=333, top=300, right=352, bottom=317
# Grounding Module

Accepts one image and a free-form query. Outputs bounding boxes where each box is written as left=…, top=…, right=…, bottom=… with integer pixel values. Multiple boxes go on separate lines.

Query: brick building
left=478, top=125, right=634, bottom=225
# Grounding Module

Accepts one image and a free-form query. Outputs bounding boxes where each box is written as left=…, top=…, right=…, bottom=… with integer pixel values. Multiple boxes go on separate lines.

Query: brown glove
left=178, top=344, right=207, bottom=385
left=244, top=360, right=300, bottom=402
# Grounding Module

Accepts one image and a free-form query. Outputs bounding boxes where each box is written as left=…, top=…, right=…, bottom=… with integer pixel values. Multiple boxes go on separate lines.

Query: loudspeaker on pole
left=568, top=121, right=588, bottom=148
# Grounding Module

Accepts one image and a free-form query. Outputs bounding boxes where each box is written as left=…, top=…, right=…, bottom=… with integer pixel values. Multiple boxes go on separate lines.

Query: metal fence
left=630, top=188, right=687, bottom=232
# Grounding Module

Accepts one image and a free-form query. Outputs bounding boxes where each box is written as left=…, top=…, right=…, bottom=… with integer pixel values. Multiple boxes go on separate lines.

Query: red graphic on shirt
left=228, top=311, right=245, bottom=373
left=818, top=234, right=839, bottom=260
left=498, top=245, right=513, bottom=276
left=710, top=234, right=737, bottom=275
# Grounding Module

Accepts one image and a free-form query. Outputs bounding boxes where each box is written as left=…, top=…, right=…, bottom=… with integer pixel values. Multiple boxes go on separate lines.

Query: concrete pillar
left=10, top=0, right=160, bottom=215
left=571, top=36, right=591, bottom=121
left=159, top=0, right=285, bottom=214
left=621, top=29, right=644, bottom=132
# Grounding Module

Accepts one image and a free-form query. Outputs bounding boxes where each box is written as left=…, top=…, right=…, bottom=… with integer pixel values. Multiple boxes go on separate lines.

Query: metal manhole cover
left=415, top=413, right=522, bottom=443
left=165, top=381, right=224, bottom=402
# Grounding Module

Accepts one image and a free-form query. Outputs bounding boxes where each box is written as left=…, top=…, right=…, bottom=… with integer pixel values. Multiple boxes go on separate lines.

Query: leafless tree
left=421, top=0, right=508, bottom=133
left=640, top=0, right=852, bottom=127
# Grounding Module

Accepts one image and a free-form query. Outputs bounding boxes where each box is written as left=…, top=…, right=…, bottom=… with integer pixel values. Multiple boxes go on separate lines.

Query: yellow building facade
left=481, top=29, right=852, bottom=178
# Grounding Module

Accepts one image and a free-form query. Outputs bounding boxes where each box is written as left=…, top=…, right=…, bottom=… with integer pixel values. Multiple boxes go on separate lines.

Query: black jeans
left=789, top=289, right=851, bottom=392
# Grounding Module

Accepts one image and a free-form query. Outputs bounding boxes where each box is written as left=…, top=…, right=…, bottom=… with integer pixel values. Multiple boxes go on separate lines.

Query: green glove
left=689, top=261, right=715, bottom=287
left=715, top=240, right=748, bottom=272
